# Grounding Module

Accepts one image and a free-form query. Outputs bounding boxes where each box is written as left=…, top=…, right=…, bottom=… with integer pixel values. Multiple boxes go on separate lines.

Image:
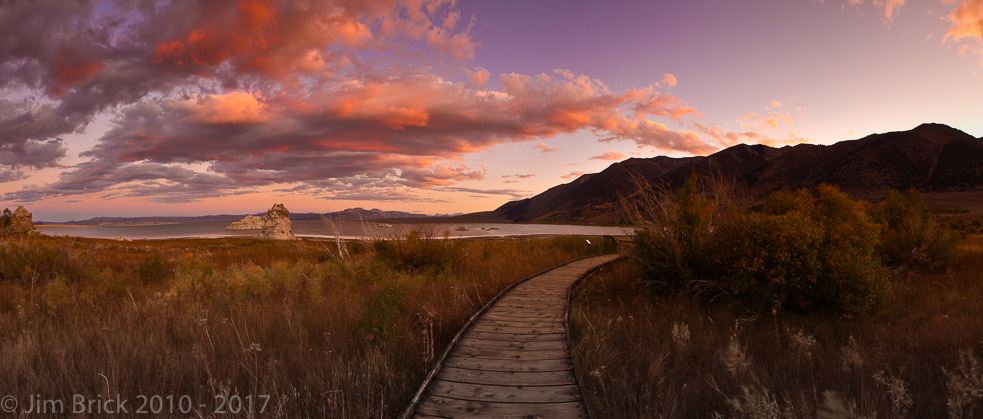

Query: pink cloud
left=562, top=171, right=585, bottom=180
left=469, top=67, right=491, bottom=87
left=590, top=151, right=626, bottom=161
left=943, top=0, right=983, bottom=63
left=659, top=73, right=677, bottom=88
left=536, top=143, right=560, bottom=153
left=874, top=0, right=905, bottom=21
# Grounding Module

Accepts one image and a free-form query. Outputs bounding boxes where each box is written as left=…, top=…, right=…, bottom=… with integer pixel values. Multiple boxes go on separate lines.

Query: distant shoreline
left=37, top=222, right=180, bottom=227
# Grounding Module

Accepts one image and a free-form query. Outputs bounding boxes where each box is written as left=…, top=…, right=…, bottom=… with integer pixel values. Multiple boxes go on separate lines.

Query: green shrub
left=137, top=252, right=169, bottom=284
left=372, top=228, right=464, bottom=273
left=871, top=189, right=959, bottom=272
left=733, top=186, right=888, bottom=314
left=356, top=282, right=408, bottom=346
left=626, top=179, right=889, bottom=315
left=626, top=175, right=744, bottom=297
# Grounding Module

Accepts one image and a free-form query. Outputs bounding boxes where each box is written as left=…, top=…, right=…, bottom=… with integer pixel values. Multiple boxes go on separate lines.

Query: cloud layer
left=1, top=0, right=717, bottom=204
left=6, top=0, right=971, bottom=206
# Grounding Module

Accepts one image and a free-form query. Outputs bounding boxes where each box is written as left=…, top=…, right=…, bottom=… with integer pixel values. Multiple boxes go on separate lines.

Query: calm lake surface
left=37, top=220, right=631, bottom=240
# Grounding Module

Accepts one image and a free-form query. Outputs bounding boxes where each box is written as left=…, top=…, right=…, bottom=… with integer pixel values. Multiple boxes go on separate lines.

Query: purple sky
left=1, top=0, right=981, bottom=221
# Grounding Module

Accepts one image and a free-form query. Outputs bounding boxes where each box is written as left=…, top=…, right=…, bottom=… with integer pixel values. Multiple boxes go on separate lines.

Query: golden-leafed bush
left=733, top=186, right=887, bottom=314
left=627, top=177, right=891, bottom=314
left=870, top=189, right=959, bottom=272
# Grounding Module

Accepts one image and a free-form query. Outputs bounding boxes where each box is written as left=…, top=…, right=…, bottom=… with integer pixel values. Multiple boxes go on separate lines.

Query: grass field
left=0, top=233, right=615, bottom=418
left=572, top=234, right=983, bottom=418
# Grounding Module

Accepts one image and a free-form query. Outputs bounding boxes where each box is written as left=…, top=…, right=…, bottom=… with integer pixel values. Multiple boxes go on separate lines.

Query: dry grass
left=572, top=234, right=983, bottom=418
left=0, top=234, right=612, bottom=418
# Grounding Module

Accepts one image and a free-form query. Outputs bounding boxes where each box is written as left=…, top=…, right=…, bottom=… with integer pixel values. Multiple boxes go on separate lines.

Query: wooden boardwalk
left=401, top=254, right=621, bottom=419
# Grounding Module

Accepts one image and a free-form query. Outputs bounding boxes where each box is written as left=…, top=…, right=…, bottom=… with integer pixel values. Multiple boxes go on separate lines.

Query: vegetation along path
left=401, top=254, right=621, bottom=418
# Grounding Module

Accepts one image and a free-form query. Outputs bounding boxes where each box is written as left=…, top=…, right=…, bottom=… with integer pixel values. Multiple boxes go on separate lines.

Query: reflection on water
left=37, top=220, right=631, bottom=240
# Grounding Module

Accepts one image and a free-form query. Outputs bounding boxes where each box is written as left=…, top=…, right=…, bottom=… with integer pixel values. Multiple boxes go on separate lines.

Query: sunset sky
left=1, top=0, right=981, bottom=221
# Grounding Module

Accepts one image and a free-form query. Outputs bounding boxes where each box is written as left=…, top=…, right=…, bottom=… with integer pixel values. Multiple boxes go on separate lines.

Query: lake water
left=36, top=220, right=631, bottom=240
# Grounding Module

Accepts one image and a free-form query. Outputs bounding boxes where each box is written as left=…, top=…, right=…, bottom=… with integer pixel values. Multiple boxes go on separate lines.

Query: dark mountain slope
left=491, top=123, right=983, bottom=223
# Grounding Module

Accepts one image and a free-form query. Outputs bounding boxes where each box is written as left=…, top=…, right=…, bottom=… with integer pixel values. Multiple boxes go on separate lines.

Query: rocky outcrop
left=262, top=203, right=296, bottom=240
left=11, top=206, right=34, bottom=234
left=226, top=215, right=263, bottom=230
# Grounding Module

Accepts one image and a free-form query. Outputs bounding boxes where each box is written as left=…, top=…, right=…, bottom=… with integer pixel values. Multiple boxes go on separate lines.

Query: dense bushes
left=624, top=176, right=743, bottom=296
left=372, top=228, right=465, bottom=272
left=732, top=186, right=888, bottom=314
left=871, top=189, right=960, bottom=272
left=0, top=236, right=96, bottom=284
left=627, top=177, right=954, bottom=315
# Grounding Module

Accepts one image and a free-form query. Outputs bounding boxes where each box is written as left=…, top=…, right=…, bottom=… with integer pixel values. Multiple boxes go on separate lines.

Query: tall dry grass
left=572, top=234, right=983, bottom=418
left=0, top=233, right=612, bottom=418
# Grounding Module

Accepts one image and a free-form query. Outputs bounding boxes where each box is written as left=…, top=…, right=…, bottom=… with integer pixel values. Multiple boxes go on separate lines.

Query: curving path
left=401, top=254, right=621, bottom=419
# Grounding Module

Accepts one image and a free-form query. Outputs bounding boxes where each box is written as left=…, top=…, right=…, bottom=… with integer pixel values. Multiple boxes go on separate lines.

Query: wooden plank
left=451, top=346, right=568, bottom=361
left=463, top=330, right=565, bottom=340
left=426, top=380, right=581, bottom=403
left=496, top=297, right=565, bottom=304
left=416, top=396, right=587, bottom=419
left=479, top=314, right=562, bottom=322
left=476, top=319, right=562, bottom=328
left=488, top=304, right=563, bottom=316
left=485, top=307, right=562, bottom=314
left=494, top=298, right=562, bottom=304
left=489, top=303, right=562, bottom=310
left=444, top=356, right=572, bottom=372
left=501, top=288, right=565, bottom=294
left=469, top=325, right=565, bottom=334
left=456, top=338, right=568, bottom=351
left=499, top=294, right=565, bottom=299
left=436, top=367, right=577, bottom=386
left=487, top=307, right=563, bottom=321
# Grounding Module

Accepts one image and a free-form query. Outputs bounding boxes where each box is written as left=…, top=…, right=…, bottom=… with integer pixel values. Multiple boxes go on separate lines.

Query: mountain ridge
left=489, top=123, right=983, bottom=223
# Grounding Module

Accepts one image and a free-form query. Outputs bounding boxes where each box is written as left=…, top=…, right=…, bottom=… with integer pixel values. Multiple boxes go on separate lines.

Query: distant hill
left=322, top=207, right=436, bottom=221
left=43, top=207, right=442, bottom=225
left=491, top=123, right=983, bottom=223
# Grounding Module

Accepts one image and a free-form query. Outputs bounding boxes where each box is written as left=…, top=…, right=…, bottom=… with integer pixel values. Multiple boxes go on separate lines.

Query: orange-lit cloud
left=469, top=67, right=491, bottom=87
left=562, top=171, right=585, bottom=180
left=874, top=0, right=905, bottom=21
left=943, top=0, right=983, bottom=63
left=839, top=0, right=905, bottom=21
left=182, top=92, right=273, bottom=124
left=659, top=73, right=677, bottom=88
left=590, top=151, right=626, bottom=161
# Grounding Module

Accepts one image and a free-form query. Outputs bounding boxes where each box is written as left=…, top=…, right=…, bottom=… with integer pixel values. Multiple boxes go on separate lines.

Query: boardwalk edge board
left=564, top=256, right=622, bottom=419
left=399, top=253, right=622, bottom=419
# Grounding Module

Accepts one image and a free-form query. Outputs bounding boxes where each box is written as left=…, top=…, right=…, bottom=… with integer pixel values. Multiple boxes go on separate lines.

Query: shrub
left=372, top=228, right=464, bottom=273
left=732, top=186, right=888, bottom=314
left=137, top=252, right=169, bottom=284
left=0, top=208, right=11, bottom=238
left=626, top=178, right=888, bottom=314
left=356, top=282, right=408, bottom=346
left=0, top=237, right=95, bottom=284
left=871, top=189, right=959, bottom=272
left=624, top=175, right=744, bottom=297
